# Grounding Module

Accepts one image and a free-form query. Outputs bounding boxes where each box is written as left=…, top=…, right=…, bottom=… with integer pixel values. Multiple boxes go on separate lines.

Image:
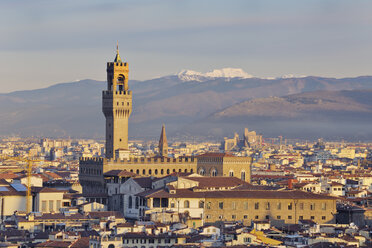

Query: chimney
left=288, top=179, right=293, bottom=190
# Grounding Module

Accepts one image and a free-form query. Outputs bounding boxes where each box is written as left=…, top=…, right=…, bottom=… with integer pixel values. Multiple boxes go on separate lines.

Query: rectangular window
left=153, top=198, right=160, bottom=208
left=299, top=216, right=303, bottom=220
left=288, top=203, right=293, bottom=210
left=219, top=215, right=223, bottom=220
left=299, top=203, right=304, bottom=210
left=310, top=203, right=315, bottom=210
left=206, top=202, right=211, bottom=209
left=219, top=202, right=224, bottom=209
left=311, top=216, right=315, bottom=220
left=49, top=200, right=54, bottom=212
left=288, top=215, right=292, bottom=219
left=243, top=215, right=248, bottom=219
left=243, top=237, right=251, bottom=243
left=244, top=202, right=248, bottom=210
left=265, top=202, right=270, bottom=210
left=277, top=216, right=281, bottom=219
left=56, top=200, right=61, bottom=211
left=277, top=202, right=281, bottom=210
left=254, top=202, right=259, bottom=210
left=321, top=203, right=326, bottom=210
left=232, top=215, right=236, bottom=219
left=322, top=216, right=326, bottom=220
left=41, top=201, right=47, bottom=212
left=232, top=202, right=236, bottom=210
left=206, top=215, right=211, bottom=219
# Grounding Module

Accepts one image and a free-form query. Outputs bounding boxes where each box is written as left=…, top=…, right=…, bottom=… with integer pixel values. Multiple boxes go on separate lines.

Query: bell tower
left=102, top=44, right=132, bottom=159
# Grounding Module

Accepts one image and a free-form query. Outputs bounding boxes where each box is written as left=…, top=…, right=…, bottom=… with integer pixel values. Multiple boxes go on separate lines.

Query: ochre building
left=144, top=188, right=337, bottom=225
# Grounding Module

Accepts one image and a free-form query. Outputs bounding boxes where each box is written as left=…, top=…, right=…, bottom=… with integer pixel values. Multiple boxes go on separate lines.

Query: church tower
left=102, top=44, right=132, bottom=159
left=158, top=124, right=168, bottom=157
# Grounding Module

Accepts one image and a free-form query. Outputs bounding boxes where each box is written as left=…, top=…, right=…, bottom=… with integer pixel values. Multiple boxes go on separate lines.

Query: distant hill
left=0, top=74, right=372, bottom=140
left=189, top=90, right=372, bottom=141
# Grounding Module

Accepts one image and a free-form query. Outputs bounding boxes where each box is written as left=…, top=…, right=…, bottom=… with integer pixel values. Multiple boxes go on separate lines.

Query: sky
left=1, top=0, right=372, bottom=93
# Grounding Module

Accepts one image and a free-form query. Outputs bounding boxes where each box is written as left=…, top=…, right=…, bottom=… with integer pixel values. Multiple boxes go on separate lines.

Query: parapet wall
left=79, top=157, right=105, bottom=165
left=108, top=157, right=197, bottom=164
left=79, top=156, right=197, bottom=165
left=103, top=90, right=132, bottom=96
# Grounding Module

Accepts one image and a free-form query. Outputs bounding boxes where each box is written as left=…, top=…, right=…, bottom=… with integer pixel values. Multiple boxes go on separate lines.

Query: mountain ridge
left=1, top=75, right=372, bottom=140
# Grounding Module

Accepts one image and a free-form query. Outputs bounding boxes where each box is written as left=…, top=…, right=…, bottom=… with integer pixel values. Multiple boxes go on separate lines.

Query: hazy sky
left=1, top=0, right=372, bottom=92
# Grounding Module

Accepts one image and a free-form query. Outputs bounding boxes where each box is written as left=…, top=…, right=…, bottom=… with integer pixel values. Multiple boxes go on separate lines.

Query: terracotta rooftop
left=71, top=237, right=90, bottom=248
left=134, top=177, right=154, bottom=189
left=36, top=240, right=72, bottom=247
left=185, top=176, right=249, bottom=188
left=0, top=172, right=19, bottom=180
left=197, top=152, right=235, bottom=158
left=143, top=188, right=336, bottom=200
left=39, top=188, right=67, bottom=193
left=87, top=211, right=124, bottom=219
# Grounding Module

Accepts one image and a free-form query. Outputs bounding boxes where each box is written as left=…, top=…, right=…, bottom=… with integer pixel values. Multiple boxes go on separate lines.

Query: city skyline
left=1, top=0, right=372, bottom=92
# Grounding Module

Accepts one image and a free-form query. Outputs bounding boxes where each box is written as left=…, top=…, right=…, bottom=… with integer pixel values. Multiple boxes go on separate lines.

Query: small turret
left=158, top=124, right=168, bottom=157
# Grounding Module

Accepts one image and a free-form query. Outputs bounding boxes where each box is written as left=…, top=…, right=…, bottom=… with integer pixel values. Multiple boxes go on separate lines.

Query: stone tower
left=102, top=44, right=132, bottom=159
left=158, top=124, right=168, bottom=157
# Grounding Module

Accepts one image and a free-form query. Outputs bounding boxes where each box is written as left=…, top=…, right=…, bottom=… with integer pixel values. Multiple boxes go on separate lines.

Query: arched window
left=229, top=170, right=234, bottom=177
left=108, top=244, right=115, bottom=248
left=185, top=169, right=188, bottom=173
left=155, top=169, right=158, bottom=175
left=167, top=169, right=170, bottom=174
left=161, top=169, right=164, bottom=175
left=136, top=169, right=139, bottom=174
left=241, top=171, right=246, bottom=181
left=149, top=169, right=152, bottom=175
left=116, top=75, right=125, bottom=91
left=199, top=200, right=204, bottom=208
left=128, top=196, right=132, bottom=209
left=199, top=168, right=205, bottom=176
left=211, top=169, right=218, bottom=177
left=135, top=197, right=139, bottom=209
left=143, top=169, right=146, bottom=175
left=184, top=200, right=190, bottom=208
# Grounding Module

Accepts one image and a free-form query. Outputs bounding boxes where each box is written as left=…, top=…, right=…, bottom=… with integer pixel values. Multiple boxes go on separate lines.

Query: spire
left=114, top=41, right=122, bottom=62
left=158, top=124, right=168, bottom=157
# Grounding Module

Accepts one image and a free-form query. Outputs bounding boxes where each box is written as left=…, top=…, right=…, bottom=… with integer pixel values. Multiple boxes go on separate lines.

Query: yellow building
left=144, top=188, right=337, bottom=225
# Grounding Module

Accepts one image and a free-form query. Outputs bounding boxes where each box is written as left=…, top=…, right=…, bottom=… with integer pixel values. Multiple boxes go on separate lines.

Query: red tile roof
left=197, top=153, right=235, bottom=158
left=143, top=188, right=335, bottom=200
left=185, top=177, right=249, bottom=188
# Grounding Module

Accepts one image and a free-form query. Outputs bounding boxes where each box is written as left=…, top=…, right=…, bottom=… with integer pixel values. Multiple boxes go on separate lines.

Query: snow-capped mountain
left=177, top=68, right=253, bottom=82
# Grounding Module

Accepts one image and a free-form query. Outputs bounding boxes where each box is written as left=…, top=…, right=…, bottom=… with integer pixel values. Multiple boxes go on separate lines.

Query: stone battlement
left=103, top=90, right=132, bottom=96
left=107, top=62, right=128, bottom=67
left=79, top=156, right=196, bottom=165
left=79, top=157, right=105, bottom=164
left=110, top=156, right=196, bottom=164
